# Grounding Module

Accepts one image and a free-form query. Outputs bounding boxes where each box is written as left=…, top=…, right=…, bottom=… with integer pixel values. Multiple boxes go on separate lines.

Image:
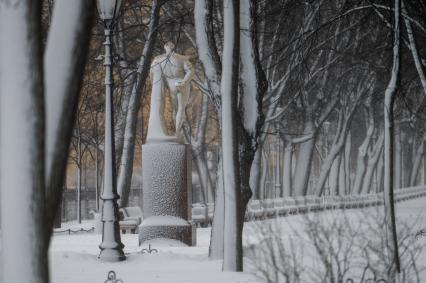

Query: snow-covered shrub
left=245, top=208, right=425, bottom=283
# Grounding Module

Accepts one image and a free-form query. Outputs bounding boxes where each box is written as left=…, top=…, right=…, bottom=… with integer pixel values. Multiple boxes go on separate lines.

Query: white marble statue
left=146, top=42, right=194, bottom=143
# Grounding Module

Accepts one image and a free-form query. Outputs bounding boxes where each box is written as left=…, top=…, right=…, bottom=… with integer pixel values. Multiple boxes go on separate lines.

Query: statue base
left=139, top=143, right=194, bottom=246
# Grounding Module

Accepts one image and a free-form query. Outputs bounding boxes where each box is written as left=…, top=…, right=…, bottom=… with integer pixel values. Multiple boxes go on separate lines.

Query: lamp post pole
left=97, top=0, right=125, bottom=261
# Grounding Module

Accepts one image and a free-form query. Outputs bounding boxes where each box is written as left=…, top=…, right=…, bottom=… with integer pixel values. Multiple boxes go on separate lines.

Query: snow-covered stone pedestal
left=139, top=143, right=194, bottom=246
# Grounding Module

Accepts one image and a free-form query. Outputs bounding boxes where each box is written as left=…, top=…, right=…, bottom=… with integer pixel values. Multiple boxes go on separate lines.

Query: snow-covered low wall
left=191, top=186, right=426, bottom=225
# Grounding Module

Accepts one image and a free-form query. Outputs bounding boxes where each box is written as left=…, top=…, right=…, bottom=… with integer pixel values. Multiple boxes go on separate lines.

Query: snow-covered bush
left=245, top=209, right=425, bottom=283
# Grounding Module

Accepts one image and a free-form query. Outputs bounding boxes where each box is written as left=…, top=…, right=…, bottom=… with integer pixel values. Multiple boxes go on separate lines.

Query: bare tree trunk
left=394, top=127, right=402, bottom=190
left=338, top=153, right=346, bottom=196
left=376, top=150, right=385, bottom=193
left=293, top=120, right=316, bottom=196
left=353, top=107, right=374, bottom=194
left=77, top=136, right=82, bottom=223
left=283, top=141, right=293, bottom=196
left=344, top=132, right=352, bottom=194
left=260, top=149, right=269, bottom=199
left=422, top=155, right=426, bottom=185
left=402, top=0, right=426, bottom=96
left=383, top=0, right=401, bottom=277
left=329, top=155, right=340, bottom=195
left=191, top=94, right=214, bottom=203
left=362, top=132, right=384, bottom=194
left=117, top=0, right=163, bottom=207
left=250, top=147, right=262, bottom=199
left=114, top=23, right=133, bottom=163
left=316, top=109, right=356, bottom=196
left=409, top=137, right=425, bottom=186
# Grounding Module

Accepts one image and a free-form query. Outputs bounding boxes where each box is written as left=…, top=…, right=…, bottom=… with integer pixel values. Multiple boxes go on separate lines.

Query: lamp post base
left=98, top=249, right=126, bottom=262
left=98, top=200, right=126, bottom=262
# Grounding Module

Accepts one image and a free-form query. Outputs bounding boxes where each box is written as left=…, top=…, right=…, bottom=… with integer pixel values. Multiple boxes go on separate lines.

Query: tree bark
left=293, top=120, right=316, bottom=196
left=338, top=152, right=346, bottom=195
left=283, top=141, right=293, bottom=196
left=117, top=0, right=163, bottom=207
left=344, top=132, right=352, bottom=193
left=383, top=0, right=401, bottom=277
left=361, top=132, right=384, bottom=194
left=329, top=154, right=341, bottom=195
left=249, top=147, right=262, bottom=199
left=191, top=94, right=214, bottom=203
left=393, top=127, right=402, bottom=190
left=409, top=137, right=425, bottom=186
left=353, top=107, right=374, bottom=194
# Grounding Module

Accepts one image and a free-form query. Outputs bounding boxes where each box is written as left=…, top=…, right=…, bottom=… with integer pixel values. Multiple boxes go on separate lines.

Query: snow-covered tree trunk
left=260, top=149, right=269, bottom=199
left=383, top=0, right=401, bottom=277
left=402, top=1, right=426, bottom=96
left=338, top=153, right=346, bottom=195
left=283, top=141, right=293, bottom=196
left=0, top=2, right=48, bottom=282
left=361, top=132, right=384, bottom=194
left=190, top=94, right=214, bottom=203
left=293, top=120, right=316, bottom=196
left=194, top=0, right=222, bottom=111
left=194, top=0, right=224, bottom=259
left=44, top=0, right=94, bottom=237
left=77, top=134, right=82, bottom=223
left=329, top=155, right=341, bottom=195
left=376, top=150, right=385, bottom=192
left=1, top=1, right=93, bottom=281
left=209, top=158, right=224, bottom=259
left=422, top=155, right=426, bottom=185
left=117, top=0, right=163, bottom=207
left=221, top=0, right=241, bottom=271
left=409, top=137, right=425, bottom=186
left=113, top=25, right=133, bottom=162
left=353, top=107, right=374, bottom=194
left=344, top=132, right=352, bottom=193
left=250, top=147, right=262, bottom=199
left=316, top=107, right=356, bottom=196
left=401, top=134, right=412, bottom=187
left=393, top=128, right=402, bottom=190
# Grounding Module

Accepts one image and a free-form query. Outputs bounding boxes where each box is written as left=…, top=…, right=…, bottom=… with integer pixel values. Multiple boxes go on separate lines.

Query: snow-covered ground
left=1, top=197, right=423, bottom=282
left=50, top=228, right=257, bottom=283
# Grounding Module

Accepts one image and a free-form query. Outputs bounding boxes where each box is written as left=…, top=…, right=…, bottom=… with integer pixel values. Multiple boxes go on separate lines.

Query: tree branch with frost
left=194, top=0, right=222, bottom=112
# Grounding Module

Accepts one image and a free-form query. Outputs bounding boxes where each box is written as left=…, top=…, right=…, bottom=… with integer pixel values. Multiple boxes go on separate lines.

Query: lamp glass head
left=96, top=0, right=122, bottom=21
